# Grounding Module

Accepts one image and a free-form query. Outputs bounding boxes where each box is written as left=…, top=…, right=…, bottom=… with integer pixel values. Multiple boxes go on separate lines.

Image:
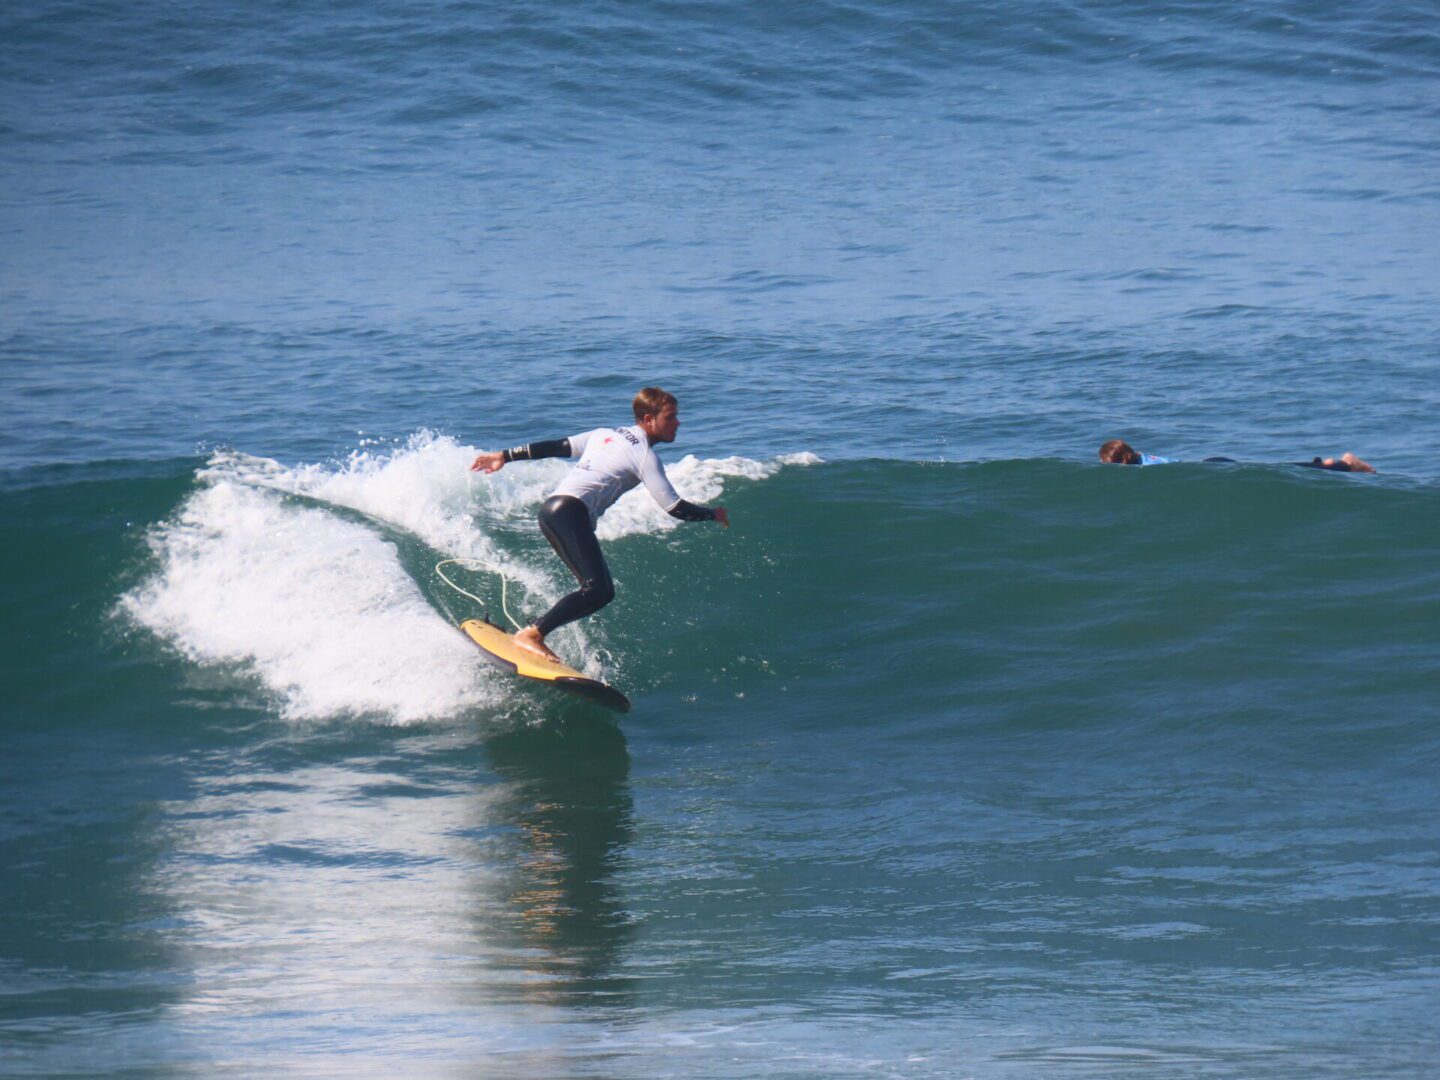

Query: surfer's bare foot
left=513, top=626, right=561, bottom=664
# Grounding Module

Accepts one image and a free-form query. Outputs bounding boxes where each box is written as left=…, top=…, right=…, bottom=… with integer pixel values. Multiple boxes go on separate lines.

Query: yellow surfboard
left=459, top=618, right=630, bottom=713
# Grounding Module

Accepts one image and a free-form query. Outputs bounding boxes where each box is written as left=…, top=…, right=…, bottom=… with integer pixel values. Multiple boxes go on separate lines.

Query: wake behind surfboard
left=459, top=617, right=631, bottom=713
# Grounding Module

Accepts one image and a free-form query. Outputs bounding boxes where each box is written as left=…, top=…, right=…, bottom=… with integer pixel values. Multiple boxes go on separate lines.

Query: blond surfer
left=471, top=388, right=730, bottom=662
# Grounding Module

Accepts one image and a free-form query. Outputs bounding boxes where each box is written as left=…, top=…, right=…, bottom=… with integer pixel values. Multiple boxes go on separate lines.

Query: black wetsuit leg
left=534, top=495, right=616, bottom=635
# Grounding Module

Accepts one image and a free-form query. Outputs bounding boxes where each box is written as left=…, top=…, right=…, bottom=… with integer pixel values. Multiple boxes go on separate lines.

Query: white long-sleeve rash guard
left=550, top=426, right=690, bottom=524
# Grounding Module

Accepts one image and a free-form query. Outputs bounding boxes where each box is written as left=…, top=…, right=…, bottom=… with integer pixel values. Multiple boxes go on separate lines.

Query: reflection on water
left=101, top=716, right=639, bottom=1061
left=484, top=716, right=637, bottom=1004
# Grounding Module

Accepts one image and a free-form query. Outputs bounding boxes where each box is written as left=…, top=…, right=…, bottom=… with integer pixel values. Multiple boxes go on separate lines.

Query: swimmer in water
left=1297, top=453, right=1376, bottom=473
left=471, top=387, right=730, bottom=663
left=1098, top=440, right=1375, bottom=472
left=1098, top=440, right=1178, bottom=466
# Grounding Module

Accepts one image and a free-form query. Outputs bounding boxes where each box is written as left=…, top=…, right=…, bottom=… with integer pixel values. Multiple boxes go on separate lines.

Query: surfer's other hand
left=471, top=452, right=505, bottom=474
left=713, top=507, right=730, bottom=528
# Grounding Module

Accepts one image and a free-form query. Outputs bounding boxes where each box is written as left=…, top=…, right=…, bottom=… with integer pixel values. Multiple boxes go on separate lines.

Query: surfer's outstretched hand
left=714, top=507, right=730, bottom=528
left=471, top=452, right=505, bottom=474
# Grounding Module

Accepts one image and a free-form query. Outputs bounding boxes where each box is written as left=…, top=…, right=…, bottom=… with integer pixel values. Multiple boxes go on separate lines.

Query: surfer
left=1099, top=440, right=1375, bottom=472
left=1098, top=440, right=1178, bottom=466
left=470, top=388, right=730, bottom=663
left=1296, top=453, right=1376, bottom=473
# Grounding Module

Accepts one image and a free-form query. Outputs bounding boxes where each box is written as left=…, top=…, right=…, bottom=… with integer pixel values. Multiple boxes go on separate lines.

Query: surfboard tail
left=553, top=676, right=631, bottom=713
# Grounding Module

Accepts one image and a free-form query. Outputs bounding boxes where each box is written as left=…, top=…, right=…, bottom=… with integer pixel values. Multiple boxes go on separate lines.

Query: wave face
left=88, top=441, right=1436, bottom=740
left=4, top=445, right=1438, bottom=1076
left=7, top=440, right=1434, bottom=731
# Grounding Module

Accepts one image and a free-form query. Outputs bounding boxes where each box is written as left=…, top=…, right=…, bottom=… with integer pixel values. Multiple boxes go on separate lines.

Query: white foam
left=124, top=432, right=818, bottom=723
left=596, top=450, right=821, bottom=540
left=202, top=433, right=548, bottom=595
left=122, top=480, right=499, bottom=723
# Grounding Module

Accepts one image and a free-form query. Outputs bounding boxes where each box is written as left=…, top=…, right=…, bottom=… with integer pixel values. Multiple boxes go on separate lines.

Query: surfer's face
left=641, top=404, right=680, bottom=443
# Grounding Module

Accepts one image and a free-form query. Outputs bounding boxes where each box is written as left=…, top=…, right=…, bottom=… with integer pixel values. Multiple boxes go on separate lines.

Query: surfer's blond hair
left=633, top=387, right=677, bottom=422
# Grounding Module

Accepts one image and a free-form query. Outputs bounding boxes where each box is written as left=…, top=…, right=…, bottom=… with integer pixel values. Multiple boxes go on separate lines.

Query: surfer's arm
left=470, top=437, right=575, bottom=473
left=639, top=449, right=729, bottom=526
left=502, top=438, right=572, bottom=462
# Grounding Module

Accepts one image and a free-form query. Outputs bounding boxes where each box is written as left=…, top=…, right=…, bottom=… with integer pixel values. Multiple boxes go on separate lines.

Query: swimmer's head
left=1099, top=439, right=1141, bottom=465
left=633, top=386, right=677, bottom=423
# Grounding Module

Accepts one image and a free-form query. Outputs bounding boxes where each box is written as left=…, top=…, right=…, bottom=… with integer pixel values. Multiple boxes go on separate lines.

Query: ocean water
left=2, top=1, right=1438, bottom=1076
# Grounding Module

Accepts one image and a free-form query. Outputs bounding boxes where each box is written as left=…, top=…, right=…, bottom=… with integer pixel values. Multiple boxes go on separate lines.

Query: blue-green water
left=3, top=1, right=1439, bottom=1076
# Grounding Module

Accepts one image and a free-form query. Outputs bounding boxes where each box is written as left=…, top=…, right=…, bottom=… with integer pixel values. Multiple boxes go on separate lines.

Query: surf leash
left=435, top=558, right=524, bottom=632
